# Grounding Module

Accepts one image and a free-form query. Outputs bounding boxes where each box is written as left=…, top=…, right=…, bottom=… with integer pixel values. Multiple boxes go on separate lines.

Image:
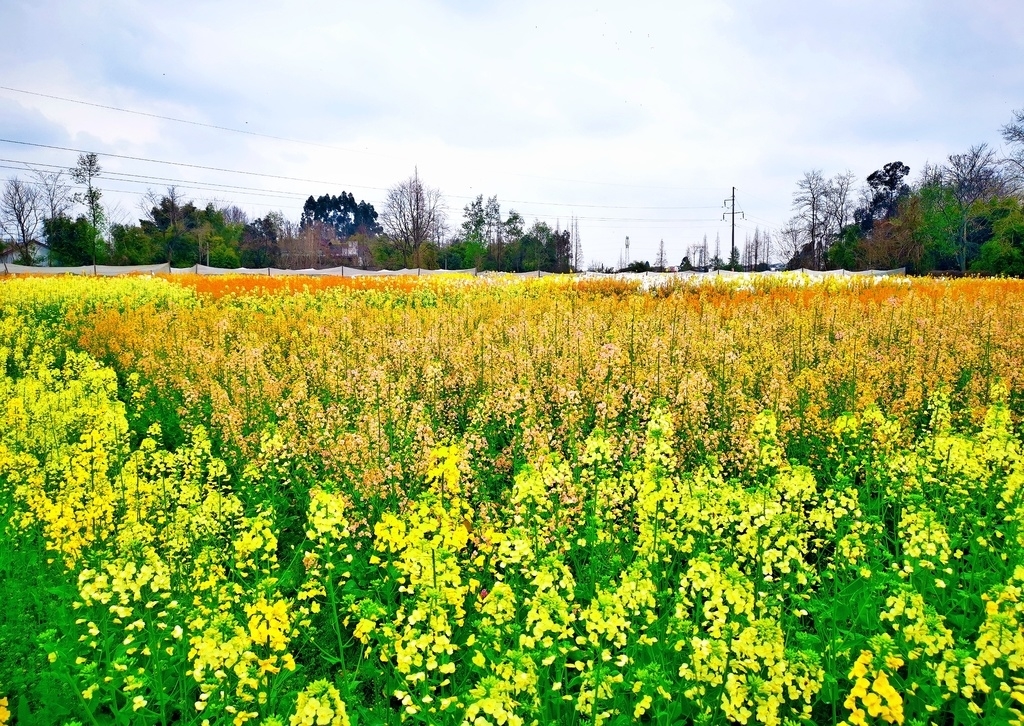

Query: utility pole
left=722, top=187, right=745, bottom=269
left=624, top=235, right=630, bottom=268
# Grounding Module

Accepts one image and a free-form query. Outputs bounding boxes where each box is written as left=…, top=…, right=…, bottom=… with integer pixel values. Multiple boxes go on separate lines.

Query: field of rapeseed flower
left=1, top=272, right=1023, bottom=725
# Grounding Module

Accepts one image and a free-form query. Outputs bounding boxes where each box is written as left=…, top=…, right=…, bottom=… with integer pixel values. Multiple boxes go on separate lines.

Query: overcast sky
left=2, top=0, right=1022, bottom=266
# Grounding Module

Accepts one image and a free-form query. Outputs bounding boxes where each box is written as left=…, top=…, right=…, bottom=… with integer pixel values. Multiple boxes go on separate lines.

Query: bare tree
left=789, top=170, right=856, bottom=269
left=823, top=171, right=855, bottom=239
left=142, top=186, right=186, bottom=228
left=0, top=177, right=43, bottom=264
left=943, top=144, right=1005, bottom=270
left=33, top=169, right=73, bottom=220
left=104, top=200, right=130, bottom=236
left=221, top=204, right=249, bottom=225
left=779, top=220, right=805, bottom=268
left=572, top=217, right=583, bottom=272
left=483, top=195, right=503, bottom=268
left=915, top=162, right=944, bottom=189
left=279, top=223, right=320, bottom=269
left=791, top=170, right=828, bottom=268
left=380, top=169, right=446, bottom=267
left=1001, top=108, right=1024, bottom=192
left=745, top=227, right=773, bottom=269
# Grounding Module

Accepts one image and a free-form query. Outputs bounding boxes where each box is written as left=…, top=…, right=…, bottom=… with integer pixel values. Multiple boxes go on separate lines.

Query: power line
left=0, top=134, right=750, bottom=235
left=0, top=84, right=734, bottom=193
left=0, top=157, right=303, bottom=193
left=0, top=137, right=389, bottom=191
left=0, top=139, right=734, bottom=216
left=0, top=84, right=383, bottom=158
left=0, top=162, right=730, bottom=226
left=453, top=197, right=721, bottom=210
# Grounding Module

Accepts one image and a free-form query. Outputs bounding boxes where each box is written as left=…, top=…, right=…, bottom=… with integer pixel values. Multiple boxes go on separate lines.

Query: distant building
left=1, top=240, right=50, bottom=266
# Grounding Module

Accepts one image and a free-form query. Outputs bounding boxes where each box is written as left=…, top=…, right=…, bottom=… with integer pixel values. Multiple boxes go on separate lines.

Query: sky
left=1, top=0, right=1022, bottom=267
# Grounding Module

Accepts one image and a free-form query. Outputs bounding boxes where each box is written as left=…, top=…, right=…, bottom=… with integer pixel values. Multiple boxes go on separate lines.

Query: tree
left=726, top=245, right=741, bottom=271
left=504, top=210, right=525, bottom=271
left=112, top=192, right=245, bottom=267
left=279, top=224, right=321, bottom=269
left=571, top=217, right=583, bottom=272
left=1002, top=108, right=1024, bottom=191
left=71, top=154, right=102, bottom=229
left=623, top=260, right=652, bottom=273
left=70, top=153, right=104, bottom=266
left=973, top=197, right=1024, bottom=276
left=790, top=170, right=828, bottom=268
left=915, top=183, right=961, bottom=270
left=943, top=144, right=1005, bottom=271
left=517, top=221, right=562, bottom=272
left=459, top=195, right=486, bottom=252
left=201, top=205, right=245, bottom=268
left=380, top=170, right=445, bottom=268
left=110, top=223, right=161, bottom=265
left=221, top=205, right=249, bottom=225
left=551, top=227, right=572, bottom=272
left=241, top=212, right=285, bottom=268
left=0, top=177, right=43, bottom=264
left=45, top=215, right=101, bottom=266
left=483, top=196, right=505, bottom=268
left=34, top=169, right=73, bottom=221
left=300, top=192, right=381, bottom=239
left=779, top=221, right=807, bottom=269
left=787, top=170, right=857, bottom=269
left=141, top=187, right=203, bottom=265
left=823, top=171, right=855, bottom=239
left=654, top=239, right=667, bottom=271
left=860, top=162, right=911, bottom=230
left=826, top=225, right=863, bottom=271
left=864, top=197, right=929, bottom=271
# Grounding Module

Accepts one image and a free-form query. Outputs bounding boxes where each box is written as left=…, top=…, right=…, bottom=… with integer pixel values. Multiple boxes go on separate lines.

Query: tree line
left=0, top=158, right=583, bottom=272
left=781, top=108, right=1024, bottom=274
left=7, top=107, right=1023, bottom=275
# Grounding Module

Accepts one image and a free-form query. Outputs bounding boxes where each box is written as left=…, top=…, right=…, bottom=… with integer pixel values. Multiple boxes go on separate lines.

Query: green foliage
left=106, top=199, right=246, bottom=267
left=70, top=153, right=103, bottom=233
left=300, top=192, right=381, bottom=238
left=441, top=237, right=487, bottom=270
left=826, top=225, right=864, bottom=270
left=452, top=197, right=571, bottom=272
left=110, top=223, right=161, bottom=265
left=239, top=211, right=284, bottom=268
left=44, top=215, right=104, bottom=266
left=910, top=184, right=960, bottom=270
left=972, top=197, right=1024, bottom=275
left=369, top=236, right=410, bottom=270
left=622, top=260, right=652, bottom=272
left=726, top=246, right=741, bottom=271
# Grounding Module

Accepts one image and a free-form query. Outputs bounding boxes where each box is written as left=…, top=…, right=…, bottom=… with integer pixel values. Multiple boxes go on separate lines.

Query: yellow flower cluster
left=4, top=274, right=1024, bottom=725
left=840, top=650, right=905, bottom=725
left=956, top=571, right=1024, bottom=721
left=290, top=680, right=350, bottom=726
